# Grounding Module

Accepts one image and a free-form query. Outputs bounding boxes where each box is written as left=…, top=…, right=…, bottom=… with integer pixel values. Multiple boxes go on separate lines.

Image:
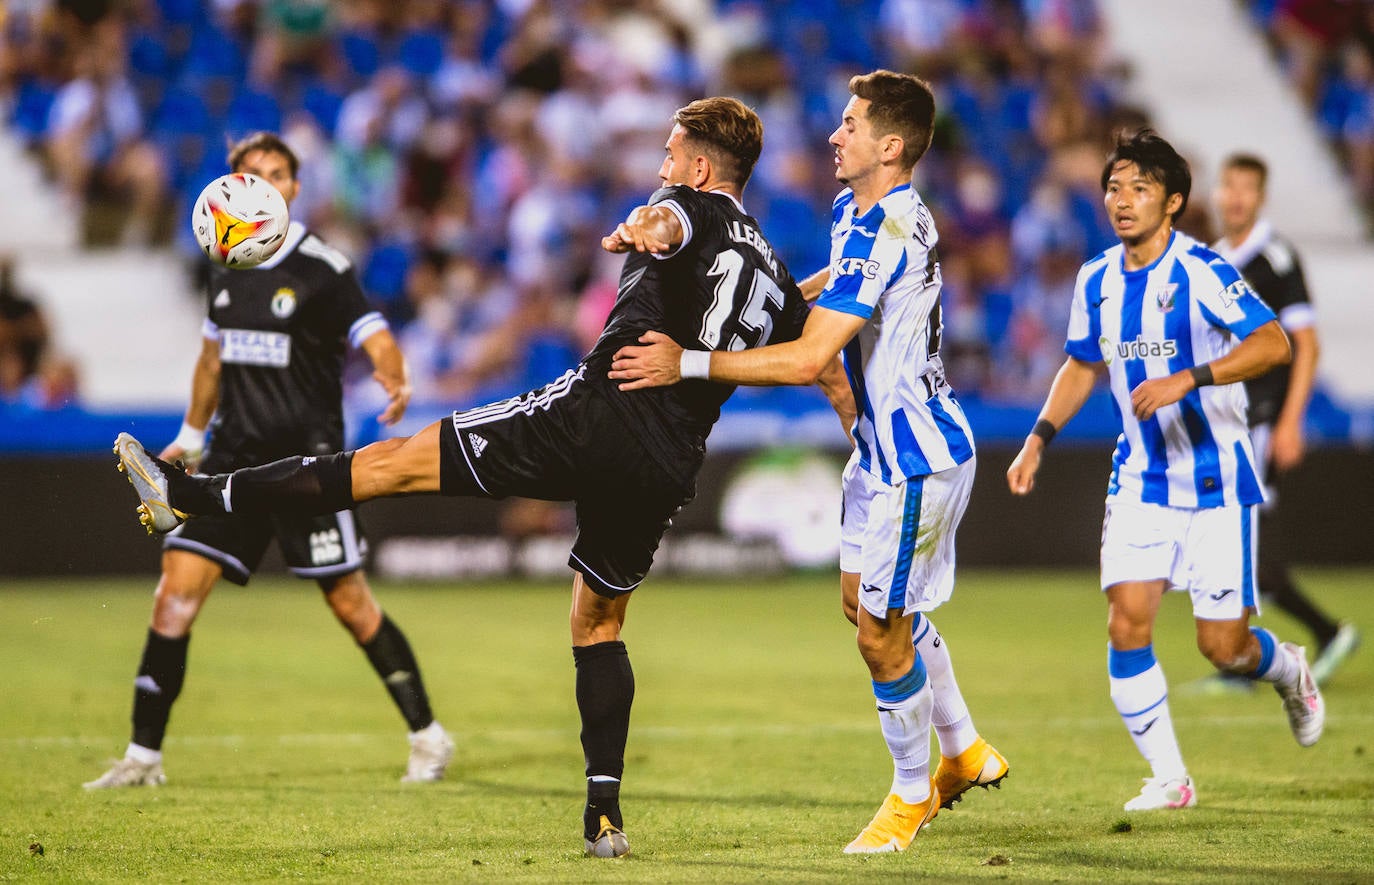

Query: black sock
left=1261, top=562, right=1339, bottom=648
left=131, top=628, right=190, bottom=751
left=360, top=614, right=434, bottom=732
left=573, top=640, right=634, bottom=836
left=584, top=777, right=623, bottom=840
left=224, top=451, right=354, bottom=517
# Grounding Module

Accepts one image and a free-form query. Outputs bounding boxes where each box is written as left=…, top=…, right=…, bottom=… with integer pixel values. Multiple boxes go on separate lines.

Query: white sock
left=913, top=615, right=978, bottom=757
left=1247, top=628, right=1299, bottom=688
left=125, top=743, right=161, bottom=765
left=873, top=669, right=933, bottom=804
left=1108, top=645, right=1186, bottom=781
left=409, top=720, right=446, bottom=740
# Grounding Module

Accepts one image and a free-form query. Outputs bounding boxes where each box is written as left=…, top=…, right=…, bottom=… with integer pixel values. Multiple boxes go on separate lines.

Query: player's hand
left=1130, top=372, right=1192, bottom=420
left=609, top=331, right=683, bottom=390
left=601, top=222, right=671, bottom=255
left=1006, top=442, right=1042, bottom=496
left=158, top=443, right=199, bottom=473
left=375, top=371, right=411, bottom=426
left=1270, top=418, right=1306, bottom=473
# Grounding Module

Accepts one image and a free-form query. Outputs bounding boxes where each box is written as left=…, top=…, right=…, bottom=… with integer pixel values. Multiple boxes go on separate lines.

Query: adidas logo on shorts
left=469, top=433, right=488, bottom=458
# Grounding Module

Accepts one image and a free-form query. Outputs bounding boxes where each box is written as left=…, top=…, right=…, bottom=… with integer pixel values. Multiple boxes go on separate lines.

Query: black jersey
left=583, top=186, right=809, bottom=481
left=205, top=222, right=386, bottom=464
left=1214, top=223, right=1312, bottom=427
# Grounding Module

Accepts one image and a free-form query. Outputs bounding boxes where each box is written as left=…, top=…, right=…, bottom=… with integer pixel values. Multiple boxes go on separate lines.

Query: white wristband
left=173, top=421, right=205, bottom=453
left=679, top=349, right=711, bottom=380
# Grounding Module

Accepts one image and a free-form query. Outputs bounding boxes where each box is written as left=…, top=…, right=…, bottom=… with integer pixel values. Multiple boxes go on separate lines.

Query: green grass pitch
left=2, top=569, right=1371, bottom=881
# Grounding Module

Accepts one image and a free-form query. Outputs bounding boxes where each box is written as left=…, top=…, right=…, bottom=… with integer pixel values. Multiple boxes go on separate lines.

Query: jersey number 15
left=699, top=249, right=786, bottom=352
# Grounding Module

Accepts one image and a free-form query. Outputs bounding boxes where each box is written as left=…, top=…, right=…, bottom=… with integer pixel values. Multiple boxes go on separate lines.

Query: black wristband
left=1031, top=419, right=1057, bottom=446
left=1189, top=364, right=1215, bottom=388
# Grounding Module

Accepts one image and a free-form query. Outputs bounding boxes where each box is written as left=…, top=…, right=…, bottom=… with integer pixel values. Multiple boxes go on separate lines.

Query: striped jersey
left=815, top=184, right=974, bottom=484
left=1065, top=230, right=1276, bottom=508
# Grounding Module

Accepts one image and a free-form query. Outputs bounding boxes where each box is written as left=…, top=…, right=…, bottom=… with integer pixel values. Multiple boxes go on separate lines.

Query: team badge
left=1155, top=283, right=1177, bottom=313
left=213, top=289, right=230, bottom=308
left=271, top=287, right=297, bottom=318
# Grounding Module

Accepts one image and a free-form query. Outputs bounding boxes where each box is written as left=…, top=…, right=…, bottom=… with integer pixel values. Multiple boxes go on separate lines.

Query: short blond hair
left=672, top=97, right=764, bottom=188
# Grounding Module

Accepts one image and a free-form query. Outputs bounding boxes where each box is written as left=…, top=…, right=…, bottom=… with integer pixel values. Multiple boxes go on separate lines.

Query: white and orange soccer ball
left=191, top=172, right=290, bottom=268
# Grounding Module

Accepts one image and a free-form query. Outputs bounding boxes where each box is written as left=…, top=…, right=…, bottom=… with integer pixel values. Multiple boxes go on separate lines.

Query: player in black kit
left=1211, top=153, right=1358, bottom=686
left=113, top=99, right=853, bottom=856
left=88, top=133, right=452, bottom=790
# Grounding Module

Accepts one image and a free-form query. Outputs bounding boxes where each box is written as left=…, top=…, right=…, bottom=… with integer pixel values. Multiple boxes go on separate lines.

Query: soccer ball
left=191, top=172, right=290, bottom=268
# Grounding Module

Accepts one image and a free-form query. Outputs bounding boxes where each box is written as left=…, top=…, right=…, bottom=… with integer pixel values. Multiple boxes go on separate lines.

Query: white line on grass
left=11, top=712, right=1374, bottom=748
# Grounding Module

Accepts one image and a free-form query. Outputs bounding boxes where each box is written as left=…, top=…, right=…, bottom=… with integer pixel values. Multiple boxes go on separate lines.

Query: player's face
left=1213, top=166, right=1264, bottom=237
left=235, top=149, right=301, bottom=206
left=658, top=125, right=700, bottom=188
left=829, top=96, right=884, bottom=186
left=1103, top=161, right=1180, bottom=246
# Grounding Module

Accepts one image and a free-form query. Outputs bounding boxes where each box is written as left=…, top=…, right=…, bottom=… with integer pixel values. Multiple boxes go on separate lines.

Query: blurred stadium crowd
left=0, top=0, right=1369, bottom=413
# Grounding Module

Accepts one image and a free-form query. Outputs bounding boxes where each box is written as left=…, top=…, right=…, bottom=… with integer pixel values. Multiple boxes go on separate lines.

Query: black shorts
left=438, top=367, right=695, bottom=598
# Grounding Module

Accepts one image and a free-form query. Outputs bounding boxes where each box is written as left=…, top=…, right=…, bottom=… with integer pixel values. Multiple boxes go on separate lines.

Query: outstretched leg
left=115, top=423, right=446, bottom=532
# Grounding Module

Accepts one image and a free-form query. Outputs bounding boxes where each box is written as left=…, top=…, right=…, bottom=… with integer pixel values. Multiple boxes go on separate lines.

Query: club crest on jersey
left=1155, top=283, right=1177, bottom=313
left=213, top=289, right=230, bottom=309
left=271, top=287, right=297, bottom=318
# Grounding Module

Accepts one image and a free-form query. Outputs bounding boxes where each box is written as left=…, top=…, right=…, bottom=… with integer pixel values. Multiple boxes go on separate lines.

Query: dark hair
left=673, top=97, right=764, bottom=187
left=227, top=131, right=300, bottom=179
left=848, top=69, right=936, bottom=168
left=1100, top=129, right=1191, bottom=219
left=1221, top=152, right=1268, bottom=190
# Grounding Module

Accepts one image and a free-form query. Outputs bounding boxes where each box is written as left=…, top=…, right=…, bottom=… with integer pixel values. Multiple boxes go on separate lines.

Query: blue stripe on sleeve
left=1066, top=263, right=1108, bottom=362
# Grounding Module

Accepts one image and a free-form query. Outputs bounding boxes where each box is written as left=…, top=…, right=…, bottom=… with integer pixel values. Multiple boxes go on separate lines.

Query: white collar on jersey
left=1212, top=217, right=1272, bottom=270
left=250, top=220, right=307, bottom=271
left=705, top=188, right=745, bottom=213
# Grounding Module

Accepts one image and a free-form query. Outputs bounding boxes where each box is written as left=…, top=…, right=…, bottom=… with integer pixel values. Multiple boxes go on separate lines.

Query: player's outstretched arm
left=1129, top=319, right=1290, bottom=420
left=600, top=205, right=684, bottom=254
left=609, top=305, right=865, bottom=390
left=360, top=328, right=412, bottom=426
left=161, top=336, right=220, bottom=468
left=1007, top=357, right=1100, bottom=496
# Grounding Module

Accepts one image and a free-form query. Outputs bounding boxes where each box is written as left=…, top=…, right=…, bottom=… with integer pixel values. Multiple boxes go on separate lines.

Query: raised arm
left=600, top=205, right=685, bottom=255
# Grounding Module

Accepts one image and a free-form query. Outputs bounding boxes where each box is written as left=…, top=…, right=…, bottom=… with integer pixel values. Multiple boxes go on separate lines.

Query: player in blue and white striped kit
left=610, top=70, right=1006, bottom=853
left=1007, top=130, right=1325, bottom=812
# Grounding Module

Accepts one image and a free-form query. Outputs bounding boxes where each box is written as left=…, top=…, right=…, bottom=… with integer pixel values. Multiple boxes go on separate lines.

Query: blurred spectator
left=0, top=255, right=51, bottom=399
left=3, top=0, right=1220, bottom=409
left=43, top=17, right=165, bottom=244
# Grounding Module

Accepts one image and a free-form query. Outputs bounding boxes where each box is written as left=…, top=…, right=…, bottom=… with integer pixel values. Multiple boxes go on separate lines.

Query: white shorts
left=840, top=454, right=975, bottom=618
left=1100, top=498, right=1259, bottom=620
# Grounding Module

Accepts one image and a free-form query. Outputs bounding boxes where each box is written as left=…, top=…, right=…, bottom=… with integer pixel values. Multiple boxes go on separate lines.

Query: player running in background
left=1006, top=130, right=1324, bottom=811
left=112, top=99, right=849, bottom=857
left=609, top=70, right=1007, bottom=854
left=1211, top=153, right=1359, bottom=685
left=87, top=132, right=452, bottom=790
